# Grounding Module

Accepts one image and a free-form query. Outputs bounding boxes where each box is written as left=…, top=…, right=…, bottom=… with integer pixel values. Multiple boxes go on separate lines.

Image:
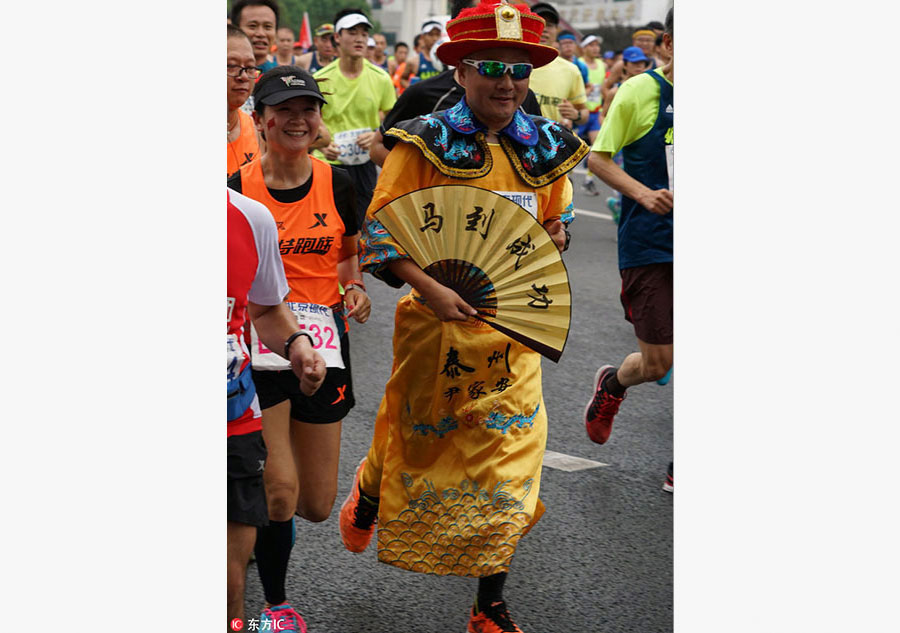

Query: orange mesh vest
left=227, top=110, right=260, bottom=178
left=239, top=157, right=344, bottom=307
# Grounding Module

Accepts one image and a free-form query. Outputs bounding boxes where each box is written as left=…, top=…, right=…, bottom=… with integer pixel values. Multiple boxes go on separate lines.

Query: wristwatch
left=284, top=331, right=314, bottom=359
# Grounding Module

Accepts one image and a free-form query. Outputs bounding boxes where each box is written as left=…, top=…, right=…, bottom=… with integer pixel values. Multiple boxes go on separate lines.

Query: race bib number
left=493, top=191, right=538, bottom=219
left=251, top=302, right=344, bottom=370
left=665, top=144, right=674, bottom=193
left=334, top=128, right=370, bottom=166
left=587, top=84, right=602, bottom=103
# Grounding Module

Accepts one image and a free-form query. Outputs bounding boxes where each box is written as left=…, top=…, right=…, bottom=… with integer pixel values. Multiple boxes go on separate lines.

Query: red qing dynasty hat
left=436, top=0, right=559, bottom=68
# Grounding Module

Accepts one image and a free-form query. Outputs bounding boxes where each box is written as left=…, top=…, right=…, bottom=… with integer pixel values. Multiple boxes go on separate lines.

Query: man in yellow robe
left=340, top=2, right=587, bottom=631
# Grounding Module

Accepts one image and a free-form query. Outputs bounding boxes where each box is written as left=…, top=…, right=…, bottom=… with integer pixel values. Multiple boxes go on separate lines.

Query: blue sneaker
left=260, top=604, right=307, bottom=632
left=656, top=366, right=672, bottom=386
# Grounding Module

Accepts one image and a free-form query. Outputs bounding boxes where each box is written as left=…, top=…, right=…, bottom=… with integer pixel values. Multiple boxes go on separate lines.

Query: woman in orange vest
left=226, top=65, right=371, bottom=631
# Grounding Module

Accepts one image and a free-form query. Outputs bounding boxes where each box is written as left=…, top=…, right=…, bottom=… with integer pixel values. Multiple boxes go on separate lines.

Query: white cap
left=581, top=35, right=602, bottom=47
left=335, top=13, right=372, bottom=33
left=420, top=19, right=442, bottom=35
left=367, top=37, right=375, bottom=47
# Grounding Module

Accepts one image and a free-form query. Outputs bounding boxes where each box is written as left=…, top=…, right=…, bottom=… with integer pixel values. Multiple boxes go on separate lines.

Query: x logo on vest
left=308, top=213, right=328, bottom=229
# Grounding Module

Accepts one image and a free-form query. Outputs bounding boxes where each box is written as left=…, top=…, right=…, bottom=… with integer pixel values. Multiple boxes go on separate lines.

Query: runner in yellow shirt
left=526, top=2, right=588, bottom=129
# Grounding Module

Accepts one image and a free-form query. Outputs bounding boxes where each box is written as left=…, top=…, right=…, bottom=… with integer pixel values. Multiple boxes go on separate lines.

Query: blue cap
left=603, top=50, right=614, bottom=59
left=622, top=46, right=648, bottom=63
left=557, top=32, right=576, bottom=42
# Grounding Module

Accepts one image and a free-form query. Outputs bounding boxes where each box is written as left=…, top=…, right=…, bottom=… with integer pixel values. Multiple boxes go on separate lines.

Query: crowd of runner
left=227, top=1, right=673, bottom=631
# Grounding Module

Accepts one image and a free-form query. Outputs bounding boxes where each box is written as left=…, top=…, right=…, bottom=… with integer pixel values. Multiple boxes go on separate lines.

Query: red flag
left=298, top=12, right=312, bottom=51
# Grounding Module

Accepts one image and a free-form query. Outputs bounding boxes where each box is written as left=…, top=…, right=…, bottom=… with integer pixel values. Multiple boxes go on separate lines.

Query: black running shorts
left=251, top=332, right=354, bottom=424
left=227, top=430, right=269, bottom=527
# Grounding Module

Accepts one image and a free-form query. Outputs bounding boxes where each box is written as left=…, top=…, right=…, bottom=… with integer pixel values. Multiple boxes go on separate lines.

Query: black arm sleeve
left=331, top=166, right=358, bottom=236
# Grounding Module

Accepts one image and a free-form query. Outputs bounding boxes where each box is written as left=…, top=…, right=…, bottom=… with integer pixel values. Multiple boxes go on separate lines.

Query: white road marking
left=575, top=207, right=614, bottom=221
left=542, top=449, right=608, bottom=472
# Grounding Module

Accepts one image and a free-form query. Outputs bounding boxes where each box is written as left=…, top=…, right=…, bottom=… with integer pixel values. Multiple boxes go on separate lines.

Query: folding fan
left=373, top=185, right=571, bottom=362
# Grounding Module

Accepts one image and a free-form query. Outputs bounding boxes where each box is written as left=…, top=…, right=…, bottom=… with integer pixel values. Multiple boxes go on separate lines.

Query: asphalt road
left=243, top=171, right=673, bottom=633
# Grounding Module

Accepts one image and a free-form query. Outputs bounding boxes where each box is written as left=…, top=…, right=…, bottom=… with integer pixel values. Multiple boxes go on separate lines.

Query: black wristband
left=284, top=331, right=314, bottom=359
left=563, top=229, right=571, bottom=252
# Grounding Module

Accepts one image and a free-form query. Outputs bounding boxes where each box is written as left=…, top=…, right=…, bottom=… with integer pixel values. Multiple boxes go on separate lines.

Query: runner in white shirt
left=227, top=187, right=325, bottom=629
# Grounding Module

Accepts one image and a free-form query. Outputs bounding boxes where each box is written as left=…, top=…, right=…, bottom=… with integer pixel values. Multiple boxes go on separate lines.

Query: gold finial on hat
left=495, top=0, right=522, bottom=40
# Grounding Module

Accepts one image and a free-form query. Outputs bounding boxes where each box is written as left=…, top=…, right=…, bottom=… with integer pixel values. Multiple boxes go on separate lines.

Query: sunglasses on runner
left=461, top=59, right=534, bottom=79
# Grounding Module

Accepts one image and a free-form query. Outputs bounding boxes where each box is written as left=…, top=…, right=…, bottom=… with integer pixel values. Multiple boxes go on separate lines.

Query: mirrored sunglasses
left=461, top=59, right=533, bottom=80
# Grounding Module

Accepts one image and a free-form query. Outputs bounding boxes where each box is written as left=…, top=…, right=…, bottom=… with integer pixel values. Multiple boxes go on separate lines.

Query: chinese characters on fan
left=505, top=234, right=535, bottom=270
left=465, top=206, right=495, bottom=239
left=526, top=283, right=553, bottom=309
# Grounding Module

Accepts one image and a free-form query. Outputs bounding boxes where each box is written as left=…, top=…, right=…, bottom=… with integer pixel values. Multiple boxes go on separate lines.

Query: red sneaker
left=467, top=601, right=523, bottom=633
left=584, top=365, right=625, bottom=444
left=339, top=458, right=378, bottom=553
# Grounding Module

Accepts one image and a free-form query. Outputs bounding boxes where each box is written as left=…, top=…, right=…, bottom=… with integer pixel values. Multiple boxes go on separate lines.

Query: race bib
left=334, top=128, right=371, bottom=166
left=493, top=191, right=538, bottom=219
left=251, top=302, right=345, bottom=370
left=665, top=144, right=674, bottom=192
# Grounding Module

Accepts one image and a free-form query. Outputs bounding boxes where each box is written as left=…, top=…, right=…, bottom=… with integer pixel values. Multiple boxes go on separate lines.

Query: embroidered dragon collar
left=385, top=98, right=589, bottom=187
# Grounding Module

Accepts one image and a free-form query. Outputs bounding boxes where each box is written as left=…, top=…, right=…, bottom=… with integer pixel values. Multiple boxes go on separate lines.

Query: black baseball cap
left=253, top=67, right=327, bottom=107
left=530, top=2, right=559, bottom=25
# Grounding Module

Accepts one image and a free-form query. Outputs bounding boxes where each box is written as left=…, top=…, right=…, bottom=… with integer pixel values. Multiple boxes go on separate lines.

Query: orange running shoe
left=339, top=457, right=378, bottom=553
left=467, top=601, right=523, bottom=633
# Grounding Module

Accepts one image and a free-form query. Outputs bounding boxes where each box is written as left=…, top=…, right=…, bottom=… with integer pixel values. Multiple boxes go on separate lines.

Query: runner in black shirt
left=369, top=68, right=543, bottom=165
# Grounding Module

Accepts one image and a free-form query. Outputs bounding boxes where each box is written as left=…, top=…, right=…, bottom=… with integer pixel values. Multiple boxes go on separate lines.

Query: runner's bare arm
left=542, top=219, right=566, bottom=252
left=248, top=301, right=326, bottom=394
left=558, top=100, right=589, bottom=129
left=387, top=259, right=477, bottom=322
left=310, top=122, right=331, bottom=150
left=355, top=130, right=376, bottom=149
left=588, top=151, right=673, bottom=215
left=369, top=130, right=389, bottom=167
left=600, top=86, right=618, bottom=120
left=401, top=55, right=418, bottom=80
left=297, top=51, right=312, bottom=70
left=338, top=236, right=371, bottom=323
left=601, top=60, right=623, bottom=102
left=322, top=141, right=340, bottom=161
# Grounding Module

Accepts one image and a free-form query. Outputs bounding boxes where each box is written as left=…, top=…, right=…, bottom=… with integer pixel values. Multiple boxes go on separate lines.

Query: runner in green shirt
left=315, top=9, right=397, bottom=226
